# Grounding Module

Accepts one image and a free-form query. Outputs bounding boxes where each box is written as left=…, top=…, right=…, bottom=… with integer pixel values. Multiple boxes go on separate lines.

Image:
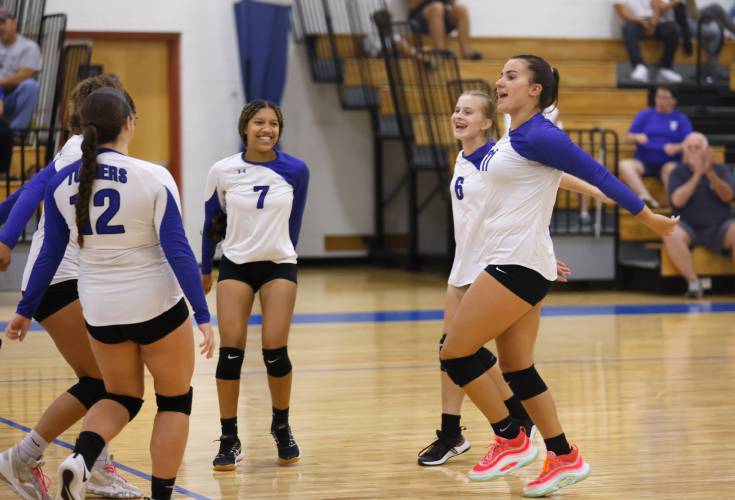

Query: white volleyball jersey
left=201, top=151, right=309, bottom=273
left=448, top=140, right=495, bottom=287
left=21, top=135, right=82, bottom=290
left=18, top=149, right=210, bottom=326
left=477, top=113, right=644, bottom=281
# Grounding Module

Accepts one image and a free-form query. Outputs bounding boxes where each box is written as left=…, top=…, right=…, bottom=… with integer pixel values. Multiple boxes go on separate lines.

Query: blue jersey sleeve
left=0, top=185, right=26, bottom=226
left=0, top=163, right=57, bottom=248
left=288, top=162, right=309, bottom=247
left=201, top=191, right=222, bottom=275
left=520, top=118, right=644, bottom=215
left=158, top=187, right=211, bottom=324
left=16, top=175, right=70, bottom=317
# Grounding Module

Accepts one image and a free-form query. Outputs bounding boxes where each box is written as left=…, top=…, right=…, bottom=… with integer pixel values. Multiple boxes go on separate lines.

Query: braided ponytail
left=76, top=125, right=99, bottom=247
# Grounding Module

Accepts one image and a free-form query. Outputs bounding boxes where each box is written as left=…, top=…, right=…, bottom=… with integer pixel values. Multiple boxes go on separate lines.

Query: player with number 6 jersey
left=201, top=99, right=309, bottom=470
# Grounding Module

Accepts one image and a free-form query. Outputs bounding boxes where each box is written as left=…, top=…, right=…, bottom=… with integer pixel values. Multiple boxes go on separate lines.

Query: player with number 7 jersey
left=201, top=100, right=309, bottom=470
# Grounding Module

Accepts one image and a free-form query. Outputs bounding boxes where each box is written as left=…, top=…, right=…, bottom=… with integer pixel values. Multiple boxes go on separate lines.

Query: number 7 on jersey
left=254, top=185, right=269, bottom=209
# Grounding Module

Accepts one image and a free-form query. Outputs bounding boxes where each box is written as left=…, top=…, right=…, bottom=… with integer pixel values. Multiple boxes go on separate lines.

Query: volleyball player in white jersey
left=6, top=88, right=214, bottom=500
left=417, top=91, right=616, bottom=467
left=438, top=55, right=677, bottom=497
left=0, top=75, right=142, bottom=500
left=201, top=100, right=309, bottom=469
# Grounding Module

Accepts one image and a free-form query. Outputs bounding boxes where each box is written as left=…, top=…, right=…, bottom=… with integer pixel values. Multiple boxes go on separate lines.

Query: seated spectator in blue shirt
left=619, top=85, right=693, bottom=208
left=663, top=132, right=735, bottom=299
left=0, top=7, right=41, bottom=130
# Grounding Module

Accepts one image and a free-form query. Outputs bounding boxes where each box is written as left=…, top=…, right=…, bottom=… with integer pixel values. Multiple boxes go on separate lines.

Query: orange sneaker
left=467, top=428, right=537, bottom=481
left=523, top=445, right=590, bottom=497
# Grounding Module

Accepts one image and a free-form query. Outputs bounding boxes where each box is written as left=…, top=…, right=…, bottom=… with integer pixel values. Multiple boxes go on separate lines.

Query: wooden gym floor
left=1, top=267, right=733, bottom=499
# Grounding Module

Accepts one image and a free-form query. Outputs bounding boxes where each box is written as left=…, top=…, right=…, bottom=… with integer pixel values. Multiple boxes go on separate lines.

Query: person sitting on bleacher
left=619, top=85, right=692, bottom=208
left=0, top=7, right=41, bottom=130
left=613, top=0, right=683, bottom=83
left=663, top=132, right=735, bottom=299
left=406, top=0, right=482, bottom=60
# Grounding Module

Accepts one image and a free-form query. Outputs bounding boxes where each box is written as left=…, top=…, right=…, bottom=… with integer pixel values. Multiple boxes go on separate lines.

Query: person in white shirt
left=201, top=99, right=309, bottom=470
left=0, top=75, right=143, bottom=500
left=418, top=90, right=615, bottom=467
left=438, top=54, right=677, bottom=497
left=613, top=0, right=684, bottom=83
left=7, top=87, right=214, bottom=500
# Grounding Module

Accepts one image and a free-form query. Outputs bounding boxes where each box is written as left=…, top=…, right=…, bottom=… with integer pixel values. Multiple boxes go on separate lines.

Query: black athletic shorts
left=218, top=257, right=297, bottom=292
left=86, top=298, right=189, bottom=345
left=28, top=279, right=79, bottom=323
left=484, top=264, right=553, bottom=306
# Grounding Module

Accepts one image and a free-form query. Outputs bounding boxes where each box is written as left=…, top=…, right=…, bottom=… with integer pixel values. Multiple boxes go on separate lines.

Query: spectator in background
left=663, top=132, right=735, bottom=298
left=407, top=1, right=482, bottom=60
left=619, top=85, right=692, bottom=207
left=0, top=7, right=41, bottom=130
left=670, top=0, right=735, bottom=81
left=613, top=0, right=683, bottom=83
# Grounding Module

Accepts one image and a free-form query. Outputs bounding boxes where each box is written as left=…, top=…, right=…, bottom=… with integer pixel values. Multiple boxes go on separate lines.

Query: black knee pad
left=216, top=347, right=245, bottom=380
left=439, top=334, right=447, bottom=372
left=476, top=347, right=497, bottom=368
left=262, top=346, right=292, bottom=377
left=503, top=364, right=547, bottom=401
left=67, top=377, right=106, bottom=409
left=156, top=387, right=193, bottom=415
left=105, top=393, right=144, bottom=421
left=441, top=348, right=497, bottom=387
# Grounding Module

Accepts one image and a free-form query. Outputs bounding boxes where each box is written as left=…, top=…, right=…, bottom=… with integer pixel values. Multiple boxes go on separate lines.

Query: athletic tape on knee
left=262, top=346, right=292, bottom=377
left=216, top=347, right=245, bottom=380
left=105, top=393, right=144, bottom=421
left=503, top=364, right=547, bottom=401
left=156, top=387, right=193, bottom=415
left=441, top=348, right=495, bottom=387
left=67, top=377, right=106, bottom=409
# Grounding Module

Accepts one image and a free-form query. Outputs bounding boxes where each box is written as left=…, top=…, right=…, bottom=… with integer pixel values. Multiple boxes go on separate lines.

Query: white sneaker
left=0, top=446, right=52, bottom=500
left=88, top=455, right=142, bottom=498
left=55, top=454, right=89, bottom=500
left=658, top=68, right=683, bottom=83
left=630, top=64, right=649, bottom=82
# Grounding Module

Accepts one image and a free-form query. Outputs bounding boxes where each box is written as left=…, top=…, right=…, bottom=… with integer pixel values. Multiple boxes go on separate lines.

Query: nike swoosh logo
left=31, top=438, right=39, bottom=446
left=495, top=266, right=508, bottom=275
left=227, top=354, right=241, bottom=360
left=266, top=358, right=279, bottom=364
left=499, top=423, right=511, bottom=432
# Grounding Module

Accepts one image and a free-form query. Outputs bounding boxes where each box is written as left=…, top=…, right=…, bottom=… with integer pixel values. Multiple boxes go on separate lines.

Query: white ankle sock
left=17, top=430, right=49, bottom=463
left=93, top=445, right=109, bottom=471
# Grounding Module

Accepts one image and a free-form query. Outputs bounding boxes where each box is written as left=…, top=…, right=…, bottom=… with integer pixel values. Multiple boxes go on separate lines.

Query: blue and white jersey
left=0, top=135, right=82, bottom=290
left=448, top=140, right=495, bottom=287
left=479, top=113, right=644, bottom=281
left=17, top=150, right=210, bottom=326
left=201, top=151, right=309, bottom=274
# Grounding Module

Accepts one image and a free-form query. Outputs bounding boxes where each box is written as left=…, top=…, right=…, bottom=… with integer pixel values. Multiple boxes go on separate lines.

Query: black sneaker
left=417, top=430, right=470, bottom=466
left=212, top=435, right=243, bottom=471
left=271, top=424, right=300, bottom=464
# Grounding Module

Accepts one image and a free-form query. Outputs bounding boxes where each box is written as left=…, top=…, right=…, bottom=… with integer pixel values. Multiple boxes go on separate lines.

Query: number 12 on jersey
left=254, top=185, right=269, bottom=209
left=70, top=189, right=125, bottom=235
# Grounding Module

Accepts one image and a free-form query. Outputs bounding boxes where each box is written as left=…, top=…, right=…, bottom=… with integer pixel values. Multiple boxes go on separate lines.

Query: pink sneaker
left=523, top=445, right=590, bottom=497
left=467, top=428, right=537, bottom=481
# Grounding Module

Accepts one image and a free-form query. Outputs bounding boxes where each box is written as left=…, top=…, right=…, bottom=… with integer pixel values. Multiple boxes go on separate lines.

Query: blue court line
left=0, top=416, right=210, bottom=500
left=3, top=301, right=735, bottom=333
